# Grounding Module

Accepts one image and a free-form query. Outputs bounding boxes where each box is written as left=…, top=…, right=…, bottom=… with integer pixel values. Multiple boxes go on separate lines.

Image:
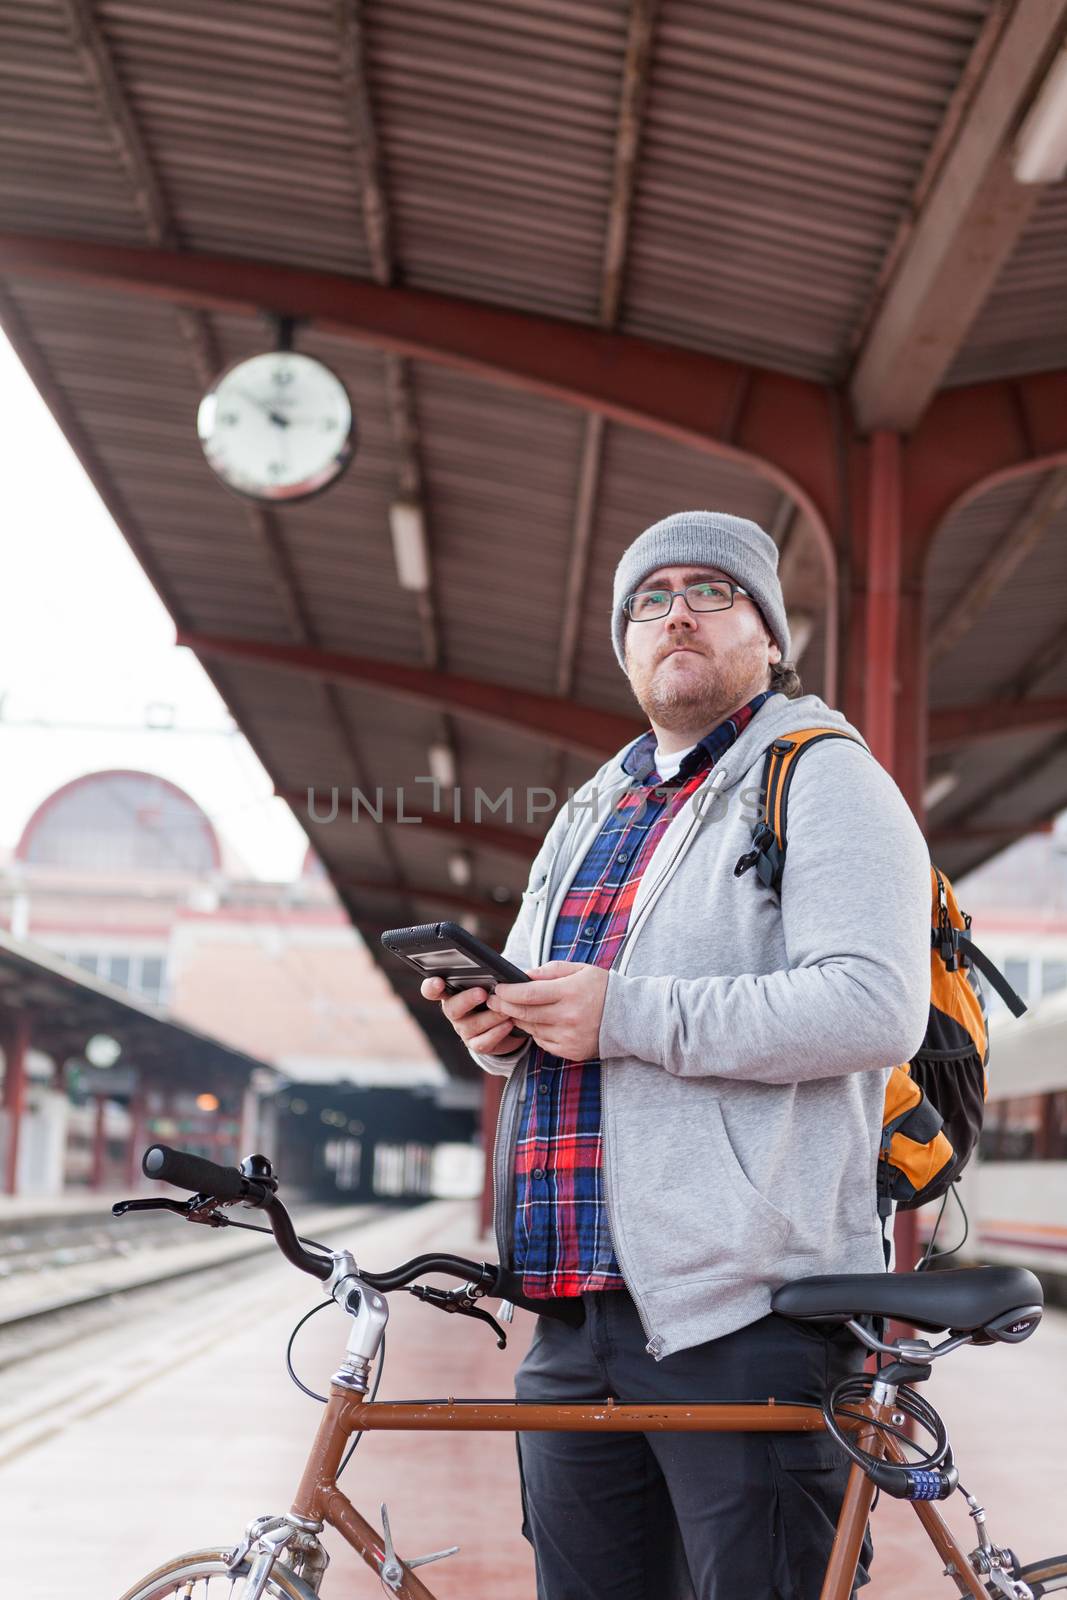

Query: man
left=420, top=511, right=930, bottom=1598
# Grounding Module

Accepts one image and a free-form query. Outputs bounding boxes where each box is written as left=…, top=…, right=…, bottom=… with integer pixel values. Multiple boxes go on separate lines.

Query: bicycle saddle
left=771, top=1265, right=1042, bottom=1339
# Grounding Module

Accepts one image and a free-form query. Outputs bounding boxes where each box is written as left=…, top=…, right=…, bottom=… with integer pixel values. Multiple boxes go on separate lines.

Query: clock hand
left=236, top=387, right=290, bottom=428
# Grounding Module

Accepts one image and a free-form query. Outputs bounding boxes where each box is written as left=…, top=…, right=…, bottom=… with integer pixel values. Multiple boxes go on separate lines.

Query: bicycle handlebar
left=351, top=1255, right=582, bottom=1326
left=135, top=1145, right=584, bottom=1324
left=141, top=1143, right=332, bottom=1282
left=263, top=1194, right=333, bottom=1282
left=143, top=1144, right=254, bottom=1203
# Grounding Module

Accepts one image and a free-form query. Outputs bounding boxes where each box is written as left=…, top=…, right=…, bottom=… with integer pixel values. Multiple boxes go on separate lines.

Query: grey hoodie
left=467, top=692, right=931, bottom=1360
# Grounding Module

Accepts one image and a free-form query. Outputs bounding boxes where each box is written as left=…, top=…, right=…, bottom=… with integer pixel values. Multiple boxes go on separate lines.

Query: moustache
left=657, top=645, right=706, bottom=664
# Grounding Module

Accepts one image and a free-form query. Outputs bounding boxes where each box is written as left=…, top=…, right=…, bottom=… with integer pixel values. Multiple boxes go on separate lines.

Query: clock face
left=197, top=350, right=355, bottom=502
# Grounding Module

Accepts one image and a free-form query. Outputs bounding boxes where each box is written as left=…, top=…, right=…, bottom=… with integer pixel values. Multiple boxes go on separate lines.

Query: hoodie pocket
left=705, top=1099, right=793, bottom=1256
left=633, top=1094, right=794, bottom=1292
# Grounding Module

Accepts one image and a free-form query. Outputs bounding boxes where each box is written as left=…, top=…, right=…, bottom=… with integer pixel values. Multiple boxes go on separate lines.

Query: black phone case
left=379, top=921, right=530, bottom=994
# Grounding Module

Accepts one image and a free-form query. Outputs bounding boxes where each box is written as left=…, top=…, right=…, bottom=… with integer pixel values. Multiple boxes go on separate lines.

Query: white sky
left=0, top=330, right=308, bottom=880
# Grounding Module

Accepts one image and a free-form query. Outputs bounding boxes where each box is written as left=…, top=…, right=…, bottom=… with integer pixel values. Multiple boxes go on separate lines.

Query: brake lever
left=113, top=1197, right=189, bottom=1217
left=459, top=1302, right=508, bottom=1348
left=407, top=1283, right=508, bottom=1348
left=111, top=1194, right=229, bottom=1227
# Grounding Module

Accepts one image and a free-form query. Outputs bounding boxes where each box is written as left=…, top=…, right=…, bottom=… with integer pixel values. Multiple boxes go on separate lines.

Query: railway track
left=0, top=1199, right=378, bottom=1365
left=0, top=1199, right=384, bottom=1465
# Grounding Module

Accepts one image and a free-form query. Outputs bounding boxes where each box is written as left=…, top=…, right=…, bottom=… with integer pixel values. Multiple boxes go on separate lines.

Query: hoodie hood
left=608, top=691, right=867, bottom=795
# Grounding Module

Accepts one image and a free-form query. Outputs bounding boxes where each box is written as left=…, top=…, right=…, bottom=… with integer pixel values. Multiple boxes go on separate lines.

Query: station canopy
left=0, top=930, right=272, bottom=1091
left=3, top=1, right=1067, bottom=1075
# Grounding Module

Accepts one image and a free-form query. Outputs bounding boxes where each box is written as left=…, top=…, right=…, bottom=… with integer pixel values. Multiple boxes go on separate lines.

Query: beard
left=626, top=636, right=770, bottom=732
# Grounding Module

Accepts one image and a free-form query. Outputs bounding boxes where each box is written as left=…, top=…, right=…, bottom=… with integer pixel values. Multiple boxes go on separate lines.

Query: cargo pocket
left=768, top=1431, right=873, bottom=1597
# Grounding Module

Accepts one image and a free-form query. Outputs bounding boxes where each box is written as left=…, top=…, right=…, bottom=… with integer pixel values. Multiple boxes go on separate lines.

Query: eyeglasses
left=624, top=580, right=750, bottom=622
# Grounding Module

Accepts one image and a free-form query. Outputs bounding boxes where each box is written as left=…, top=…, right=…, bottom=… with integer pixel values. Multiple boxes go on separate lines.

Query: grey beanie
left=611, top=510, right=790, bottom=673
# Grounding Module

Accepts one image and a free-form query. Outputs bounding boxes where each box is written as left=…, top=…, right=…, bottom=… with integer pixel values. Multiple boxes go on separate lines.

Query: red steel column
left=853, top=432, right=924, bottom=1278
left=894, top=582, right=929, bottom=829
left=863, top=431, right=903, bottom=771
left=1, top=1014, right=31, bottom=1196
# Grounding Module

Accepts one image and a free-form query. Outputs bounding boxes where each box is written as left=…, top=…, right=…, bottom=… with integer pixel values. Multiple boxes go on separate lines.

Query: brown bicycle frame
left=290, top=1388, right=980, bottom=1600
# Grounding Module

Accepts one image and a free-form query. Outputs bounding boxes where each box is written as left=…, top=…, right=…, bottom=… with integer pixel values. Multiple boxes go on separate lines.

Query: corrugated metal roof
left=948, top=183, right=1067, bottom=386
left=923, top=467, right=1067, bottom=878
left=366, top=0, right=628, bottom=319
left=3, top=0, right=1066, bottom=1054
left=927, top=472, right=1067, bottom=708
left=620, top=0, right=993, bottom=379
left=928, top=723, right=1067, bottom=883
left=99, top=0, right=376, bottom=272
left=414, top=365, right=590, bottom=692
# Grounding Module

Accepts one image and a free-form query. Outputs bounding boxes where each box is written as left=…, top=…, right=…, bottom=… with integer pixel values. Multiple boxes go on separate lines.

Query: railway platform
left=0, top=1198, right=1062, bottom=1598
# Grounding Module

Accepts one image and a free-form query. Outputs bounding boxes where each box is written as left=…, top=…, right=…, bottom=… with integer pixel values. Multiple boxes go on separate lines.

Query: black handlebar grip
left=142, top=1144, right=249, bottom=1202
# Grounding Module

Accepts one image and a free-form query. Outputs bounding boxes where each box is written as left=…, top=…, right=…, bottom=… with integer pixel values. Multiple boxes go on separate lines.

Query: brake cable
left=284, top=1299, right=386, bottom=1479
left=210, top=1213, right=334, bottom=1258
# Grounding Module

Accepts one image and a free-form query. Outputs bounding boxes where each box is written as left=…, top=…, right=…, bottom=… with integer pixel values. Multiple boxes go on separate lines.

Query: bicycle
left=113, top=1145, right=1066, bottom=1600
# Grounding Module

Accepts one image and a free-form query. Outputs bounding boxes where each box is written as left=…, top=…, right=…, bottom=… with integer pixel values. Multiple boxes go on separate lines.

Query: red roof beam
left=0, top=231, right=841, bottom=552
left=180, top=630, right=642, bottom=758
left=930, top=695, right=1067, bottom=749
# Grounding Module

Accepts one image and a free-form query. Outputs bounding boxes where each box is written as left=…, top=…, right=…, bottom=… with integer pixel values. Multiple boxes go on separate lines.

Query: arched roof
left=16, top=770, right=222, bottom=875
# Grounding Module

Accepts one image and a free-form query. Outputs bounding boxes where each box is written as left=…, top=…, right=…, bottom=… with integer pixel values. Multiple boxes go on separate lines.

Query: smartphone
left=380, top=922, right=530, bottom=1030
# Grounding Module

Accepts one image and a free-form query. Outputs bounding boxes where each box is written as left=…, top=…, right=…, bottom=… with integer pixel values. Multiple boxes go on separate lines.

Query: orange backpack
left=734, top=729, right=1028, bottom=1222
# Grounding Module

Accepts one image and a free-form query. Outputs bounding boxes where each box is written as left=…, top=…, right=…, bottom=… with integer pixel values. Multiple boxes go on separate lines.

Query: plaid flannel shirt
left=512, top=691, right=773, bottom=1297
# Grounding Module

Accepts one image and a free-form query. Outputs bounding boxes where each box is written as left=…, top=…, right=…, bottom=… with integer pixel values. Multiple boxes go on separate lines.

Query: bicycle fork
left=226, top=1513, right=330, bottom=1599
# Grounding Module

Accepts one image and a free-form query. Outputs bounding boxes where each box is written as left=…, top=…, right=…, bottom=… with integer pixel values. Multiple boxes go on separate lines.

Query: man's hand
left=419, top=976, right=528, bottom=1055
left=487, top=961, right=609, bottom=1061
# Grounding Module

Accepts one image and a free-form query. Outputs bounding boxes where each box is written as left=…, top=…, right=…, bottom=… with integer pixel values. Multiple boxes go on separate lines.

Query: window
left=138, top=956, right=165, bottom=1002
left=987, top=956, right=1031, bottom=1016
left=107, top=955, right=131, bottom=988
left=63, top=951, right=166, bottom=1002
left=1040, top=960, right=1067, bottom=999
left=1047, top=1092, right=1067, bottom=1161
left=1003, top=959, right=1030, bottom=1002
left=982, top=1092, right=1067, bottom=1161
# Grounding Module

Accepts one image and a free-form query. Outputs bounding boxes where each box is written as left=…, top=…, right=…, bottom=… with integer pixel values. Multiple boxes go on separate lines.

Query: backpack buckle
left=933, top=921, right=960, bottom=971
left=734, top=823, right=775, bottom=879
left=756, top=840, right=783, bottom=889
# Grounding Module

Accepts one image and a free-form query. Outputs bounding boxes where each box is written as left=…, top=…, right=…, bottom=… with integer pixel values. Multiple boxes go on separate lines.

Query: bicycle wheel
left=117, top=1547, right=318, bottom=1600
left=1017, top=1556, right=1067, bottom=1596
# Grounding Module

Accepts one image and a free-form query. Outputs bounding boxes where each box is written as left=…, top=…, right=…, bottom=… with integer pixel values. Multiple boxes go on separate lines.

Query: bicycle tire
left=117, top=1547, right=319, bottom=1600
left=1016, top=1556, right=1067, bottom=1596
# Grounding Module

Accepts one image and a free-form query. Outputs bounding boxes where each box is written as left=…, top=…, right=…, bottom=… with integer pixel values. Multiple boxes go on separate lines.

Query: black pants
left=514, top=1289, right=872, bottom=1600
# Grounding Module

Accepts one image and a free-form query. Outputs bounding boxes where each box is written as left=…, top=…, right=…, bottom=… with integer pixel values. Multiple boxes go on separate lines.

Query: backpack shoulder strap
left=733, top=728, right=861, bottom=893
left=953, top=931, right=1028, bottom=1018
